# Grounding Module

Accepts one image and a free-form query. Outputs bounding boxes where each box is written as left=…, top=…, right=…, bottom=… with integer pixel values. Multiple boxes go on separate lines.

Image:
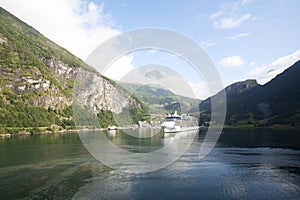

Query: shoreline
left=0, top=126, right=137, bottom=138
left=1, top=125, right=300, bottom=138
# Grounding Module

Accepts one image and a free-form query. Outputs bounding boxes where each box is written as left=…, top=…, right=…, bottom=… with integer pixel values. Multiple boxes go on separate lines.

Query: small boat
left=161, top=111, right=199, bottom=133
left=107, top=125, right=117, bottom=130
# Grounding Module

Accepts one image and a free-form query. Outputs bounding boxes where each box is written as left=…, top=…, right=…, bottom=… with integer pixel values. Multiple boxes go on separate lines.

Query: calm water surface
left=0, top=128, right=299, bottom=199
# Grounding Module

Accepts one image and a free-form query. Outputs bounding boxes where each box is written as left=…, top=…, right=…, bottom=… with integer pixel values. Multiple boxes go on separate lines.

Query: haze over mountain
left=199, top=60, right=300, bottom=127
left=123, top=83, right=201, bottom=116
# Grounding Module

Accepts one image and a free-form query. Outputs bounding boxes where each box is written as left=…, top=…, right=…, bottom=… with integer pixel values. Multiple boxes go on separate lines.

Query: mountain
left=123, top=83, right=201, bottom=116
left=0, top=7, right=146, bottom=133
left=199, top=60, right=300, bottom=127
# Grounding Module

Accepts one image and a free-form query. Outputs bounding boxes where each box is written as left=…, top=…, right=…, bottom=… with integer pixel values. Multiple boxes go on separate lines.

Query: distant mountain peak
left=225, top=79, right=258, bottom=95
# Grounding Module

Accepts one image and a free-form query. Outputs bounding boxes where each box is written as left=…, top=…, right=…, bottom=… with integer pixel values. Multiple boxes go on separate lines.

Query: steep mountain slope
left=0, top=7, right=145, bottom=133
left=199, top=60, right=300, bottom=127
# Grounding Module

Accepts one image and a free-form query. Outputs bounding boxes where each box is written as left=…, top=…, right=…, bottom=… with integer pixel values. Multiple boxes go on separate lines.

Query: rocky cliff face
left=0, top=47, right=140, bottom=113
left=74, top=69, right=138, bottom=114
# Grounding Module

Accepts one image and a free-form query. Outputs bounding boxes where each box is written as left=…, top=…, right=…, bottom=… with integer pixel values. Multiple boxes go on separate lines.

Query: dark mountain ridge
left=199, top=60, right=300, bottom=127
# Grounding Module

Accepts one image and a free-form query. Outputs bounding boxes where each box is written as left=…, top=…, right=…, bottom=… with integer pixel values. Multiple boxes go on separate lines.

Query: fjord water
left=0, top=129, right=299, bottom=199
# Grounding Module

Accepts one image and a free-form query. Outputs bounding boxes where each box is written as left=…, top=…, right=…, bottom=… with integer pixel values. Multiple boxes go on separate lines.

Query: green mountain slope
left=123, top=83, right=201, bottom=116
left=199, top=60, right=300, bottom=127
left=0, top=7, right=146, bottom=133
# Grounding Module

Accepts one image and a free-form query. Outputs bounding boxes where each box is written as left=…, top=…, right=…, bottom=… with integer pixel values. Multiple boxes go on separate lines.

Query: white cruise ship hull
left=163, top=126, right=199, bottom=133
left=161, top=111, right=199, bottom=133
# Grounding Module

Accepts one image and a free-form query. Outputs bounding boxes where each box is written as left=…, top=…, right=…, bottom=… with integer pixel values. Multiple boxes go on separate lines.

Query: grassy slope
left=123, top=83, right=201, bottom=116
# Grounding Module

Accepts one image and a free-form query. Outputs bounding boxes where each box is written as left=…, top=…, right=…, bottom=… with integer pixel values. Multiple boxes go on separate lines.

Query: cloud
left=214, top=14, right=252, bottom=29
left=241, top=0, right=254, bottom=4
left=219, top=56, right=244, bottom=68
left=188, top=81, right=210, bottom=100
left=210, top=1, right=254, bottom=29
left=247, top=49, right=300, bottom=84
left=247, top=65, right=266, bottom=76
left=227, top=32, right=250, bottom=40
left=0, top=0, right=120, bottom=60
left=200, top=40, right=216, bottom=48
left=249, top=61, right=256, bottom=67
left=103, top=55, right=135, bottom=81
left=210, top=11, right=222, bottom=20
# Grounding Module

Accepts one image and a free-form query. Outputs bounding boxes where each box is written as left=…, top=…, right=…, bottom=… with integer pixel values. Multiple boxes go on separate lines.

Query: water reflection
left=107, top=129, right=117, bottom=137
left=79, top=128, right=197, bottom=173
left=215, top=128, right=300, bottom=149
left=117, top=127, right=163, bottom=139
left=104, top=128, right=164, bottom=152
left=0, top=129, right=299, bottom=199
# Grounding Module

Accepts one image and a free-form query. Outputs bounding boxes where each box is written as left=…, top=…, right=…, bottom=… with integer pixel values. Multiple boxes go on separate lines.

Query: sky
left=0, top=0, right=300, bottom=99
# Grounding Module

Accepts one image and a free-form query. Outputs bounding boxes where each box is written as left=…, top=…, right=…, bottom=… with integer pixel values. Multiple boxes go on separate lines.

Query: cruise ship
left=161, top=111, right=199, bottom=133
